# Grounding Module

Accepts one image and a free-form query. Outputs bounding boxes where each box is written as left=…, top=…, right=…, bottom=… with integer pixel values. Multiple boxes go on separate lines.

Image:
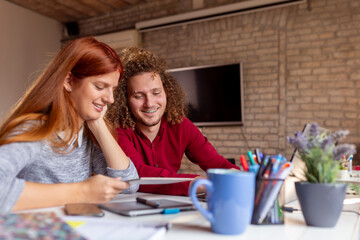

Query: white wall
left=0, top=1, right=62, bottom=121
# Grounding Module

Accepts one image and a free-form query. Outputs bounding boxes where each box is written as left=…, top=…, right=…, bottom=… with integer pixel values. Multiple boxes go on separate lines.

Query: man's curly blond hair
left=106, top=47, right=188, bottom=129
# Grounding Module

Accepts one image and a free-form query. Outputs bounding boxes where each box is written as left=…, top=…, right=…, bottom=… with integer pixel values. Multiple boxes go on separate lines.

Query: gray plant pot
left=295, top=182, right=347, bottom=228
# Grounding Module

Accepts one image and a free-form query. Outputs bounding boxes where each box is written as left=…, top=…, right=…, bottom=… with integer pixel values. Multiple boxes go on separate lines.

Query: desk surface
left=20, top=192, right=360, bottom=240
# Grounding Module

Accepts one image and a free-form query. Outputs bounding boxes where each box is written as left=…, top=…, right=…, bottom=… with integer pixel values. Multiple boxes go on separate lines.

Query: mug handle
left=189, top=178, right=214, bottom=224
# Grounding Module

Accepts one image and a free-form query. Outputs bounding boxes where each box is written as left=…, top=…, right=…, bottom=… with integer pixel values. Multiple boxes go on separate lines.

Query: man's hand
left=190, top=176, right=207, bottom=194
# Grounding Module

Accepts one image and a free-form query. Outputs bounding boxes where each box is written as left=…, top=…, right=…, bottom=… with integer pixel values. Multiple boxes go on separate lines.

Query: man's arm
left=182, top=118, right=240, bottom=170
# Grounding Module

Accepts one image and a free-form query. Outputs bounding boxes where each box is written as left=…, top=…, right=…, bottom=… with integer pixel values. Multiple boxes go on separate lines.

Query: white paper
left=63, top=216, right=169, bottom=240
left=126, top=177, right=194, bottom=185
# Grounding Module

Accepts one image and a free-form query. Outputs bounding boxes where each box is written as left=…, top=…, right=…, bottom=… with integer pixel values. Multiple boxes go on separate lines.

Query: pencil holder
left=251, top=177, right=285, bottom=225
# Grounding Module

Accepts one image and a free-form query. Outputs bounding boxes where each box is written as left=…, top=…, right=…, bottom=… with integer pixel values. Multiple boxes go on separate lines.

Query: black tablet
left=98, top=199, right=196, bottom=217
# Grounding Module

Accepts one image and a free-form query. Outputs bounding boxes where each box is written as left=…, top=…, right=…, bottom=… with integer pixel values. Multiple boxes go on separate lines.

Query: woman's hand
left=85, top=104, right=130, bottom=170
left=86, top=105, right=107, bottom=134
left=13, top=175, right=130, bottom=211
left=78, top=175, right=130, bottom=203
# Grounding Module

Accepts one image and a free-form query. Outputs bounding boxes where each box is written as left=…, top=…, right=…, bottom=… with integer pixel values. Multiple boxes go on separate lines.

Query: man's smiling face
left=127, top=72, right=167, bottom=130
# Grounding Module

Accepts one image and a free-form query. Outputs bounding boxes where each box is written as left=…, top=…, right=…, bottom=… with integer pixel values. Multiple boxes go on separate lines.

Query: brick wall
left=77, top=0, right=360, bottom=175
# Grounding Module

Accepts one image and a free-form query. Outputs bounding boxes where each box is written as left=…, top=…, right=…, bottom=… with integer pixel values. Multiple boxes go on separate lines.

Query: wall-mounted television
left=167, top=63, right=244, bottom=127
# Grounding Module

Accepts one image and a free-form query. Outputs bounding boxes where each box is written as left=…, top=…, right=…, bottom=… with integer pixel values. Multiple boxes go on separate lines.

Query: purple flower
left=287, top=122, right=357, bottom=183
left=287, top=131, right=309, bottom=154
left=330, top=130, right=349, bottom=142
left=309, top=123, right=319, bottom=137
left=320, top=137, right=333, bottom=153
left=333, top=144, right=356, bottom=161
left=288, top=123, right=357, bottom=161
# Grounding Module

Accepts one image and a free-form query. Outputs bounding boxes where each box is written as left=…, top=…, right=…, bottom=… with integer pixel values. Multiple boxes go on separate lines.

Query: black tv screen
left=167, top=63, right=244, bottom=126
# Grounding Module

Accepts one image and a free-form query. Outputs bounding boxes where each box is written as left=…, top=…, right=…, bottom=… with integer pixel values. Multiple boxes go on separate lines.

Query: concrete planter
left=295, top=182, right=347, bottom=228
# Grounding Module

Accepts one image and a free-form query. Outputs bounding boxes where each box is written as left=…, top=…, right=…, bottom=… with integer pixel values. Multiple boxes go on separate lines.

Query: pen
left=255, top=149, right=262, bottom=164
left=262, top=159, right=273, bottom=178
left=256, top=154, right=267, bottom=179
left=262, top=155, right=270, bottom=170
left=253, top=155, right=258, bottom=164
left=271, top=154, right=282, bottom=175
left=348, top=154, right=353, bottom=177
left=136, top=197, right=160, bottom=208
left=254, top=160, right=273, bottom=205
left=240, top=155, right=249, bottom=171
left=256, top=163, right=293, bottom=223
left=247, top=151, right=256, bottom=165
left=163, top=208, right=180, bottom=214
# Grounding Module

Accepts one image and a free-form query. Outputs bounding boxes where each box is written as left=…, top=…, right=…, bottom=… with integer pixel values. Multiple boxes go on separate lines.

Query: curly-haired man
left=107, top=47, right=239, bottom=196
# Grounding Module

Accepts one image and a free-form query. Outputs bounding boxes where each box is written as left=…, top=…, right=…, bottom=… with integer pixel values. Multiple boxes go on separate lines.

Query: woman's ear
left=63, top=73, right=72, bottom=92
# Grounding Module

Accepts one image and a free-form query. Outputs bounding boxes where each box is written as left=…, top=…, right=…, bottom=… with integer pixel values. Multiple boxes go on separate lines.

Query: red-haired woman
left=0, top=37, right=138, bottom=213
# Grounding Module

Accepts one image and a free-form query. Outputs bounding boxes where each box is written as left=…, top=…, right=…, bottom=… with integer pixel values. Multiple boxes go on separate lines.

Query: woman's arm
left=12, top=175, right=129, bottom=211
left=0, top=136, right=132, bottom=213
left=86, top=110, right=129, bottom=170
left=86, top=108, right=139, bottom=193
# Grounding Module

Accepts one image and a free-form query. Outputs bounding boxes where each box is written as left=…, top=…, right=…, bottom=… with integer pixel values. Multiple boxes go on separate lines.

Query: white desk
left=20, top=192, right=360, bottom=240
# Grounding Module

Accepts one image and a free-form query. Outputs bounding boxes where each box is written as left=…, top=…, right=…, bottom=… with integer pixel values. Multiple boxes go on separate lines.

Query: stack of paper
left=63, top=216, right=170, bottom=240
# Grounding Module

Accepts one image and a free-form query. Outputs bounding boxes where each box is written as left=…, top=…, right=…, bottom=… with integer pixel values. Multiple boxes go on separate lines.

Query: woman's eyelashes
left=95, top=85, right=104, bottom=90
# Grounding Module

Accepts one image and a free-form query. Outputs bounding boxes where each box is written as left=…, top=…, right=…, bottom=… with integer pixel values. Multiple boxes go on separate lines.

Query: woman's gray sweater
left=0, top=131, right=139, bottom=213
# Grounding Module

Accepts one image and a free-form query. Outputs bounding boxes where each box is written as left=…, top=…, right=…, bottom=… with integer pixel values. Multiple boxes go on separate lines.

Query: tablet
left=98, top=199, right=196, bottom=217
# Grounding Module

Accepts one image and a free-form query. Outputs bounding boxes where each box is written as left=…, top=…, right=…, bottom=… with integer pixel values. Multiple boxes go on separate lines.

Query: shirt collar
left=56, top=127, right=84, bottom=148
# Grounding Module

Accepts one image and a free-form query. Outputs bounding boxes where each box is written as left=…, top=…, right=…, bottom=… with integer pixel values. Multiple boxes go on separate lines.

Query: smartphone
left=64, top=203, right=104, bottom=217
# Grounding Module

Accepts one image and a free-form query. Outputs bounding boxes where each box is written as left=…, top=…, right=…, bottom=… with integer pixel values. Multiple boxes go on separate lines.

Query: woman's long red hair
left=0, top=37, right=122, bottom=152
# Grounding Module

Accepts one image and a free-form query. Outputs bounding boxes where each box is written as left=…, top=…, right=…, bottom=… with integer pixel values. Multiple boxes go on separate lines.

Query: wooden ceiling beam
left=6, top=0, right=147, bottom=22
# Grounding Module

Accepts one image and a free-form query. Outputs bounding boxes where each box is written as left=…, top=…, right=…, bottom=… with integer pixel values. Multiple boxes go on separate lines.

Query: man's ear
left=63, top=73, right=72, bottom=92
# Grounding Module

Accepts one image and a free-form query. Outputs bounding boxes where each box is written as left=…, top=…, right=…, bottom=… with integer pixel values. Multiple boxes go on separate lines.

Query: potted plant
left=287, top=123, right=356, bottom=227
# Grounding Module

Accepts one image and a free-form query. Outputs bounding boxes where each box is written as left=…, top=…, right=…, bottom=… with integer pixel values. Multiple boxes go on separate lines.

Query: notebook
left=0, top=212, right=86, bottom=239
left=98, top=199, right=196, bottom=217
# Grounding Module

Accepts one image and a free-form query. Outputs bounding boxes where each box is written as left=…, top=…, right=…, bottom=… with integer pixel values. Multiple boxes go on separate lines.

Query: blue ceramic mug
left=189, top=169, right=255, bottom=235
